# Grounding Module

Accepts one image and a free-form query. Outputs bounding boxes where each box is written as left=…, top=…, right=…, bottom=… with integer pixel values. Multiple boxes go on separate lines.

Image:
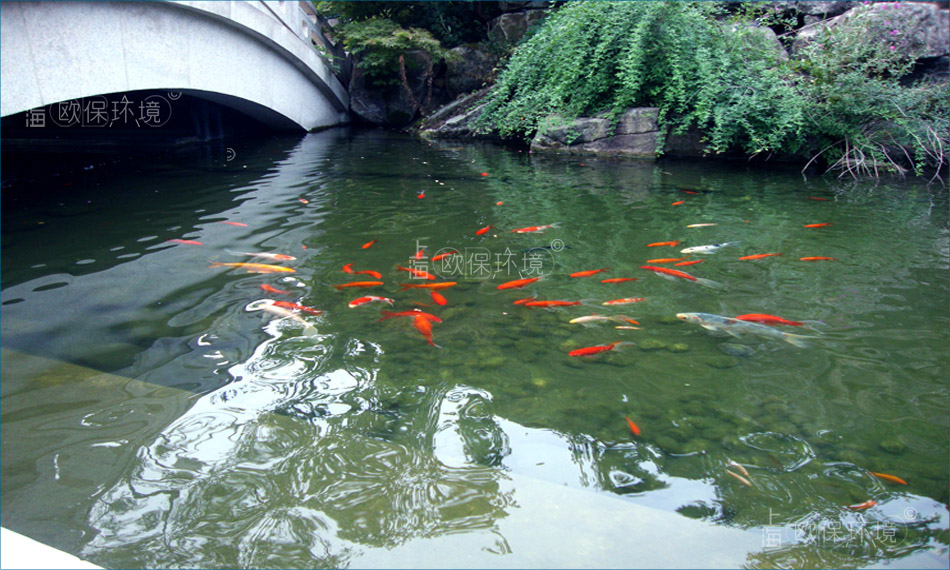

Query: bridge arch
left=0, top=1, right=349, bottom=131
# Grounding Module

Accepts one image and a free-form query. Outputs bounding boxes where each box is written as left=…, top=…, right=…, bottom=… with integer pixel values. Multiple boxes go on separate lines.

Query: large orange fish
left=218, top=221, right=249, bottom=227
left=568, top=341, right=631, bottom=357
left=602, top=298, right=646, bottom=305
left=734, top=313, right=804, bottom=327
left=640, top=265, right=696, bottom=281
left=570, top=268, right=609, bottom=278
left=228, top=250, right=296, bottom=261
left=378, top=309, right=442, bottom=323
left=869, top=472, right=908, bottom=485
left=398, top=282, right=457, bottom=291
left=513, top=296, right=538, bottom=305
left=803, top=223, right=832, bottom=228
left=524, top=300, right=582, bottom=308
left=260, top=284, right=291, bottom=294
left=348, top=296, right=394, bottom=308
left=497, top=277, right=541, bottom=290
left=431, top=291, right=447, bottom=306
left=799, top=256, right=837, bottom=261
left=645, top=258, right=684, bottom=264
left=342, top=263, right=383, bottom=279
left=397, top=266, right=436, bottom=280
left=625, top=416, right=641, bottom=436
left=674, top=260, right=704, bottom=266
left=413, top=314, right=439, bottom=347
left=848, top=500, right=877, bottom=511
left=511, top=223, right=559, bottom=234
left=209, top=262, right=295, bottom=274
left=361, top=240, right=377, bottom=249
left=601, top=278, right=638, bottom=283
left=738, top=253, right=781, bottom=260
left=272, top=301, right=323, bottom=316
left=476, top=225, right=492, bottom=235
left=432, top=251, right=459, bottom=262
left=647, top=240, right=681, bottom=247
left=333, top=281, right=384, bottom=289
left=168, top=239, right=203, bottom=246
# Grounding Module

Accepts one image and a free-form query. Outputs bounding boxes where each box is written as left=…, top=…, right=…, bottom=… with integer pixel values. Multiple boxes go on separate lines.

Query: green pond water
left=2, top=129, right=948, bottom=568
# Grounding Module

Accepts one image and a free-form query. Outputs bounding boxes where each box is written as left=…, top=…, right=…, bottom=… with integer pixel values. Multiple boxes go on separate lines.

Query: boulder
left=487, top=9, right=549, bottom=45
left=530, top=108, right=660, bottom=158
left=793, top=2, right=949, bottom=59
left=415, top=88, right=501, bottom=140
left=445, top=46, right=497, bottom=98
left=348, top=50, right=437, bottom=128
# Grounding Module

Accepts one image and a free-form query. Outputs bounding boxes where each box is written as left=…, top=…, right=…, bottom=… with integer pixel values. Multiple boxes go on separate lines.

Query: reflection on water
left=1, top=129, right=948, bottom=568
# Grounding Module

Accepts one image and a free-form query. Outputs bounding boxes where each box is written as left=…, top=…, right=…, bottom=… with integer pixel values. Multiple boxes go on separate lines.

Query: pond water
left=2, top=129, right=948, bottom=568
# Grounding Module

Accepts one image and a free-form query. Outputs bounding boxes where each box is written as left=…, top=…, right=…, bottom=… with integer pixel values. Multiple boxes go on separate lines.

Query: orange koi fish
left=496, top=201, right=504, bottom=206
left=413, top=249, right=426, bottom=260
left=738, top=253, right=781, bottom=260
left=378, top=309, right=442, bottom=323
left=218, top=221, right=249, bottom=227
left=333, top=281, right=384, bottom=290
left=674, top=260, right=704, bottom=266
left=848, top=500, right=877, bottom=511
left=476, top=225, right=492, bottom=235
left=728, top=461, right=751, bottom=478
left=260, top=284, right=291, bottom=295
left=397, top=266, right=436, bottom=280
left=417, top=191, right=425, bottom=199
left=497, top=277, right=541, bottom=290
left=646, top=258, right=684, bottom=264
left=734, top=314, right=804, bottom=327
left=625, top=416, right=641, bottom=436
left=397, top=282, right=458, bottom=291
left=432, top=251, right=459, bottom=262
left=647, top=240, right=681, bottom=247
left=601, top=278, right=638, bottom=283
left=513, top=297, right=537, bottom=305
left=343, top=263, right=383, bottom=279
left=524, top=300, right=582, bottom=308
left=570, top=268, right=609, bottom=278
left=209, top=262, right=295, bottom=274
left=431, top=291, right=447, bottom=306
left=568, top=341, right=632, bottom=357
left=348, top=296, right=395, bottom=308
left=299, top=198, right=309, bottom=204
left=804, top=223, right=832, bottom=228
left=870, top=472, right=908, bottom=485
left=168, top=239, right=202, bottom=245
left=361, top=240, right=377, bottom=249
left=602, top=298, right=646, bottom=305
left=672, top=200, right=685, bottom=206
left=800, top=256, right=838, bottom=261
left=272, top=301, right=323, bottom=316
left=640, top=265, right=696, bottom=281
left=807, top=196, right=828, bottom=201
left=726, top=470, right=753, bottom=487
left=413, top=314, right=439, bottom=347
left=511, top=223, right=559, bottom=234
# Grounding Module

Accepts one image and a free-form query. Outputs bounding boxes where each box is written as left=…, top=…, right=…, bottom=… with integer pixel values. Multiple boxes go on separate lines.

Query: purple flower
left=889, top=45, right=896, bottom=51
left=890, top=29, right=900, bottom=35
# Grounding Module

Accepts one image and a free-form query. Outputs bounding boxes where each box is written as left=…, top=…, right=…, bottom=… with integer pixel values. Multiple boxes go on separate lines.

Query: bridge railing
left=259, top=1, right=351, bottom=87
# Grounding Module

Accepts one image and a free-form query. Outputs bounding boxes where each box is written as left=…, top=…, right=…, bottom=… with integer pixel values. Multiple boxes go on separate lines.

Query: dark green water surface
left=2, top=129, right=948, bottom=568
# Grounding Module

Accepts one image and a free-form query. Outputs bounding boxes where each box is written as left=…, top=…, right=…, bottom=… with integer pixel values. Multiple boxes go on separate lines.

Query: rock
left=446, top=46, right=497, bottom=98
left=415, top=87, right=500, bottom=139
left=766, top=1, right=854, bottom=17
left=348, top=50, right=437, bottom=128
left=488, top=9, right=549, bottom=46
left=878, top=437, right=907, bottom=454
left=530, top=108, right=661, bottom=158
left=793, top=2, right=950, bottom=60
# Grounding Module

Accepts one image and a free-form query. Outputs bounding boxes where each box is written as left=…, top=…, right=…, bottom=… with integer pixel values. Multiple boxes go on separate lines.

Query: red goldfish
left=413, top=314, right=438, bottom=347
left=625, top=416, right=641, bottom=436
left=378, top=310, right=442, bottom=323
left=218, top=221, right=248, bottom=227
left=398, top=282, right=457, bottom=291
left=272, top=301, right=323, bottom=316
left=800, top=256, right=837, bottom=261
left=869, top=472, right=908, bottom=485
left=497, top=277, right=541, bottom=290
left=848, top=500, right=877, bottom=511
left=738, top=253, right=781, bottom=260
left=647, top=240, right=681, bottom=247
left=568, top=341, right=632, bottom=357
left=804, top=223, right=832, bottom=228
left=348, top=296, right=394, bottom=308
left=168, top=239, right=202, bottom=245
left=523, top=300, right=582, bottom=308
left=734, top=314, right=804, bottom=327
left=602, top=298, right=646, bottom=305
left=342, top=263, right=383, bottom=279
left=601, top=278, right=638, bottom=283
left=333, top=281, right=384, bottom=290
left=260, top=284, right=291, bottom=295
left=570, top=268, right=609, bottom=278
left=432, top=251, right=459, bottom=262
left=476, top=225, right=492, bottom=235
left=361, top=240, right=377, bottom=249
left=645, top=258, right=684, bottom=264
left=674, top=260, right=704, bottom=266
left=640, top=265, right=696, bottom=281
left=431, top=291, right=447, bottom=306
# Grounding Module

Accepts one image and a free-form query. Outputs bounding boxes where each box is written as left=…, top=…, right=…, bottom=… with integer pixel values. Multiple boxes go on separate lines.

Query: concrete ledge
left=1, top=528, right=103, bottom=570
